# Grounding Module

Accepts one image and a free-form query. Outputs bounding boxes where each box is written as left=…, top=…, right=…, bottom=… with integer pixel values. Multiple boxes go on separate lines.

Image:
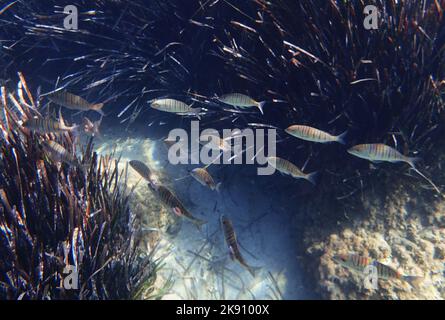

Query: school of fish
left=24, top=86, right=439, bottom=281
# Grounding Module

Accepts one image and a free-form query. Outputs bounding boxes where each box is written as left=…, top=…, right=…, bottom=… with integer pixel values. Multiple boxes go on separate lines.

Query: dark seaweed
left=1, top=0, right=444, bottom=215
left=0, top=81, right=154, bottom=299
left=211, top=0, right=445, bottom=200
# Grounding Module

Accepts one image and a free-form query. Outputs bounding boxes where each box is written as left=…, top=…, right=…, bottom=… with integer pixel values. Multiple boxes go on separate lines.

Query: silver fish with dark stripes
left=333, top=253, right=422, bottom=284
left=23, top=114, right=77, bottom=134
left=153, top=184, right=206, bottom=229
left=285, top=125, right=347, bottom=144
left=348, top=144, right=444, bottom=195
left=267, top=156, right=318, bottom=185
left=42, top=140, right=78, bottom=167
left=129, top=160, right=158, bottom=184
left=151, top=98, right=201, bottom=119
left=218, top=93, right=265, bottom=114
left=47, top=90, right=105, bottom=116
left=221, top=215, right=260, bottom=277
left=347, top=144, right=419, bottom=167
left=190, top=167, right=221, bottom=192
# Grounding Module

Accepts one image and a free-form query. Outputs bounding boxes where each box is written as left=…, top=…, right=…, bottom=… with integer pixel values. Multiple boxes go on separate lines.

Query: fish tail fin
left=65, top=123, right=80, bottom=136
left=407, top=156, right=421, bottom=169
left=257, top=101, right=266, bottom=115
left=215, top=182, right=222, bottom=193
left=92, top=103, right=105, bottom=116
left=306, top=171, right=319, bottom=185
left=59, top=108, right=79, bottom=134
left=336, top=130, right=348, bottom=145
left=58, top=108, right=66, bottom=127
left=247, top=265, right=262, bottom=277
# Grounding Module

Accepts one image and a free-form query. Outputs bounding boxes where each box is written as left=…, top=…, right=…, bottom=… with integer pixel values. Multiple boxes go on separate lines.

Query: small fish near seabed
left=41, top=140, right=81, bottom=168
left=46, top=90, right=105, bottom=116
left=221, top=215, right=260, bottom=277
left=285, top=125, right=347, bottom=144
left=190, top=167, right=221, bottom=192
left=267, top=156, right=318, bottom=185
left=151, top=98, right=201, bottom=119
left=129, top=160, right=159, bottom=185
left=332, top=253, right=423, bottom=286
left=150, top=183, right=206, bottom=229
left=22, top=110, right=78, bottom=134
left=217, top=93, right=266, bottom=114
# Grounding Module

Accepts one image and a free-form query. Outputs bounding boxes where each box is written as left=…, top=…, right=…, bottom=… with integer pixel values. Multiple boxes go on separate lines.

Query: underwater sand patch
left=94, top=133, right=311, bottom=299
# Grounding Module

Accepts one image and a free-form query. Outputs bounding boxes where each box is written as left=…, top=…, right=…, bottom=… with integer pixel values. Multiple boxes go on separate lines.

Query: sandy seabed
left=93, top=127, right=315, bottom=300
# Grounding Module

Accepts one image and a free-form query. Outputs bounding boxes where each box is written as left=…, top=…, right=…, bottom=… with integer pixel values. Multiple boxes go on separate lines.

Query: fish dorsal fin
left=58, top=108, right=66, bottom=128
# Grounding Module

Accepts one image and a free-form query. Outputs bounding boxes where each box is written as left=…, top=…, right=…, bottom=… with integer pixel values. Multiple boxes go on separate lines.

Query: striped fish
left=190, top=167, right=221, bottom=192
left=348, top=145, right=441, bottom=195
left=218, top=93, right=265, bottom=114
left=42, top=140, right=78, bottom=167
left=47, top=90, right=105, bottom=116
left=151, top=98, right=201, bottom=119
left=221, top=215, right=260, bottom=277
left=154, top=185, right=206, bottom=229
left=333, top=253, right=422, bottom=283
left=23, top=113, right=77, bottom=134
left=129, top=160, right=157, bottom=184
left=267, top=156, right=318, bottom=185
left=347, top=144, right=419, bottom=168
left=285, top=125, right=347, bottom=144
